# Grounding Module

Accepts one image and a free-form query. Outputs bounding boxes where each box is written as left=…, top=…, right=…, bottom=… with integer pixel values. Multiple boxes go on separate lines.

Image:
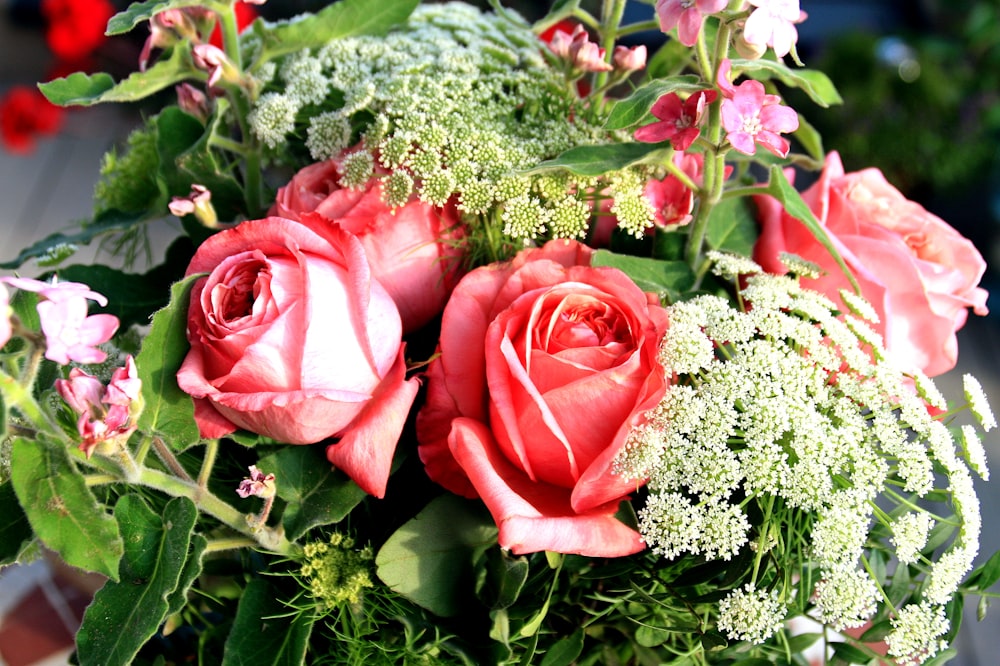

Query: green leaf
left=254, top=0, right=419, bottom=64
left=525, top=142, right=671, bottom=177
left=635, top=624, right=671, bottom=647
left=9, top=437, right=123, bottom=580
left=540, top=628, right=585, bottom=666
left=0, top=209, right=149, bottom=270
left=604, top=76, right=704, bottom=130
left=730, top=58, right=843, bottom=108
left=137, top=275, right=202, bottom=451
left=376, top=494, right=497, bottom=617
left=591, top=250, right=695, bottom=303
left=106, top=0, right=221, bottom=35
left=765, top=165, right=860, bottom=293
left=859, top=619, right=893, bottom=643
left=166, top=533, right=207, bottom=617
left=76, top=495, right=197, bottom=666
left=886, top=562, right=912, bottom=609
left=39, top=46, right=195, bottom=107
left=830, top=641, right=873, bottom=664
left=793, top=112, right=826, bottom=164
left=478, top=548, right=530, bottom=610
left=706, top=195, right=758, bottom=257
left=0, top=480, right=33, bottom=566
left=53, top=262, right=177, bottom=331
left=963, top=549, right=1000, bottom=591
left=222, top=578, right=313, bottom=666
left=257, top=445, right=368, bottom=541
left=699, top=630, right=728, bottom=651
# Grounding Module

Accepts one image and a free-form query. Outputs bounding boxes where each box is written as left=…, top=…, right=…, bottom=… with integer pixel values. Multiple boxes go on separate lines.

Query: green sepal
left=9, top=437, right=123, bottom=580
left=76, top=495, right=198, bottom=666
left=0, top=480, right=33, bottom=566
left=257, top=445, right=369, bottom=542
left=604, top=76, right=705, bottom=130
left=39, top=46, right=196, bottom=107
left=376, top=494, right=498, bottom=617
left=136, top=275, right=202, bottom=451
left=222, top=578, right=314, bottom=666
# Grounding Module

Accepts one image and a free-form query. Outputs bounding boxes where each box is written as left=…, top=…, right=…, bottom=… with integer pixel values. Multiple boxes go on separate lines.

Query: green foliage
left=94, top=121, right=163, bottom=216
left=0, top=480, right=33, bottom=565
left=222, top=578, right=314, bottom=666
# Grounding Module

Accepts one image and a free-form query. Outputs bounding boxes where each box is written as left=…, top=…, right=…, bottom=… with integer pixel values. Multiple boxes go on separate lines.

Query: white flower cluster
left=246, top=3, right=656, bottom=240
left=615, top=253, right=993, bottom=658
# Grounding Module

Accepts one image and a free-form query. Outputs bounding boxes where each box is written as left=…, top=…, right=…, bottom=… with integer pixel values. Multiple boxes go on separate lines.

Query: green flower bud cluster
left=300, top=533, right=375, bottom=610
left=248, top=2, right=655, bottom=242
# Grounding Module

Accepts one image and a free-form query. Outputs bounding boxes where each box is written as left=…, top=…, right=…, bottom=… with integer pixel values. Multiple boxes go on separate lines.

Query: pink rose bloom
left=270, top=152, right=463, bottom=333
left=416, top=240, right=670, bottom=557
left=754, top=152, right=989, bottom=377
left=176, top=217, right=419, bottom=498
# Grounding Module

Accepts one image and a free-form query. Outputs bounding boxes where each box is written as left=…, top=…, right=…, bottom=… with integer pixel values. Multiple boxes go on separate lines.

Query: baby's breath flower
left=306, top=111, right=353, bottom=161
left=607, top=188, right=654, bottom=238
left=249, top=92, right=300, bottom=149
left=924, top=546, right=975, bottom=605
left=697, top=499, right=750, bottom=560
left=964, top=373, right=996, bottom=431
left=717, top=584, right=786, bottom=644
left=638, top=491, right=704, bottom=559
left=383, top=170, right=414, bottom=208
left=839, top=288, right=880, bottom=323
left=810, top=501, right=869, bottom=568
left=960, top=424, right=990, bottom=480
left=813, top=567, right=879, bottom=629
left=707, top=250, right=761, bottom=280
left=886, top=602, right=950, bottom=666
left=891, top=512, right=934, bottom=564
left=778, top=252, right=822, bottom=279
left=339, top=150, right=375, bottom=189
left=501, top=194, right=549, bottom=239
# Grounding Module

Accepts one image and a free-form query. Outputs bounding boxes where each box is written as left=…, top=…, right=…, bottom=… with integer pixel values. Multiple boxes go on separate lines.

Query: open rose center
left=213, top=260, right=267, bottom=325
left=536, top=292, right=631, bottom=353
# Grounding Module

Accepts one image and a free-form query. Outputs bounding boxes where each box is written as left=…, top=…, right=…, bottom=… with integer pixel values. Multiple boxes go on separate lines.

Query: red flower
left=0, top=86, right=64, bottom=154
left=41, top=0, right=115, bottom=61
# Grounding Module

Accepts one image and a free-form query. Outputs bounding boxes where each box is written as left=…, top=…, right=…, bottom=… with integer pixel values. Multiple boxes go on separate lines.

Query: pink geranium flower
left=236, top=465, right=276, bottom=499
left=717, top=60, right=798, bottom=157
left=655, top=0, right=728, bottom=47
left=55, top=356, right=141, bottom=458
left=743, top=0, right=806, bottom=58
left=633, top=89, right=717, bottom=151
left=548, top=24, right=613, bottom=73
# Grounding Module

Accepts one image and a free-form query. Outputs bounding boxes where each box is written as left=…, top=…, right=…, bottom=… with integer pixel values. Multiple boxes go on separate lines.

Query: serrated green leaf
left=40, top=46, right=195, bottom=107
left=376, top=494, right=497, bottom=617
left=604, top=76, right=704, bottom=130
left=106, top=0, right=223, bottom=35
left=540, top=628, right=584, bottom=666
left=765, top=165, right=859, bottom=293
left=730, top=58, right=843, bottom=108
left=591, top=250, right=695, bottom=303
left=136, top=275, right=201, bottom=451
left=0, top=480, right=33, bottom=566
left=254, top=0, right=419, bottom=64
left=706, top=195, right=758, bottom=256
left=222, top=578, right=313, bottom=666
left=9, top=437, right=123, bottom=580
left=0, top=209, right=149, bottom=270
left=524, top=142, right=671, bottom=177
left=257, top=445, right=368, bottom=541
left=76, top=495, right=197, bottom=666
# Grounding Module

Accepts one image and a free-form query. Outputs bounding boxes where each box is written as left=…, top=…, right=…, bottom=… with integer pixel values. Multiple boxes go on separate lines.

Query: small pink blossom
left=717, top=60, right=798, bottom=157
left=55, top=356, right=141, bottom=457
left=743, top=0, right=806, bottom=58
left=192, top=44, right=239, bottom=89
left=0, top=277, right=119, bottom=365
left=236, top=465, right=276, bottom=499
left=548, top=24, right=613, bottom=73
left=140, top=10, right=198, bottom=70
left=169, top=184, right=219, bottom=228
left=633, top=89, right=717, bottom=151
left=613, top=45, right=647, bottom=72
left=655, top=0, right=728, bottom=47
left=176, top=83, right=209, bottom=123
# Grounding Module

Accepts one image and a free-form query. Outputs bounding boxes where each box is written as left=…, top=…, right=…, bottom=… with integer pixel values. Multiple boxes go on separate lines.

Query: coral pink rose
left=270, top=151, right=463, bottom=332
left=754, top=152, right=989, bottom=376
left=416, top=240, right=670, bottom=556
left=176, top=217, right=419, bottom=497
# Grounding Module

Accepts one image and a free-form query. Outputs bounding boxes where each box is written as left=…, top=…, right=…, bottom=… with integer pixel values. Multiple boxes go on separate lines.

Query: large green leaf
left=591, top=250, right=695, bottom=304
left=39, top=46, right=195, bottom=107
left=257, top=445, right=369, bottom=542
left=604, top=76, right=704, bottom=130
left=166, top=533, right=207, bottom=616
left=106, top=0, right=225, bottom=35
left=0, top=480, right=33, bottom=566
left=76, top=495, right=197, bottom=666
left=376, top=494, right=497, bottom=617
left=8, top=437, right=123, bottom=580
left=525, top=143, right=671, bottom=178
left=136, top=275, right=202, bottom=451
left=730, top=58, right=842, bottom=108
left=705, top=195, right=758, bottom=257
left=253, top=0, right=419, bottom=64
left=222, top=578, right=313, bottom=666
left=0, top=209, right=148, bottom=270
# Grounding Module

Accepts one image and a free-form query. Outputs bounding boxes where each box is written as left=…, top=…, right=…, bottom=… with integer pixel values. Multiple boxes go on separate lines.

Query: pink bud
left=613, top=45, right=647, bottom=72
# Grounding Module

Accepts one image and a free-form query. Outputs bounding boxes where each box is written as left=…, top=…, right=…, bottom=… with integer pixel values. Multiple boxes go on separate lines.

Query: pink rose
left=416, top=240, right=670, bottom=556
left=270, top=151, right=463, bottom=332
left=754, top=152, right=989, bottom=376
left=176, top=217, right=419, bottom=498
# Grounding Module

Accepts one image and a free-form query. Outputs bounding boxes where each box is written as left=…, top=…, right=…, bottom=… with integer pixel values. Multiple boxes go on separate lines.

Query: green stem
left=861, top=553, right=897, bottom=616
left=751, top=495, right=776, bottom=584
left=204, top=537, right=259, bottom=553
left=198, top=439, right=219, bottom=488
left=592, top=0, right=629, bottom=107
left=208, top=134, right=249, bottom=157
left=153, top=436, right=194, bottom=483
left=138, top=467, right=298, bottom=557
left=0, top=370, right=53, bottom=432
left=216, top=2, right=243, bottom=71
left=617, top=20, right=661, bottom=38
left=84, top=473, right=119, bottom=487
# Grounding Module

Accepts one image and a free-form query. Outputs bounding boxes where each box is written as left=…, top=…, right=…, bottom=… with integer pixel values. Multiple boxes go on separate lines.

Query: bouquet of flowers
left=1, top=1, right=998, bottom=664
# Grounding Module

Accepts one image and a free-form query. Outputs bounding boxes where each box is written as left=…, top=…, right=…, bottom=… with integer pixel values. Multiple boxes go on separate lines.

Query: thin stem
left=592, top=0, right=629, bottom=107
left=198, top=439, right=220, bottom=488
left=617, top=20, right=661, bottom=38
left=84, top=473, right=119, bottom=487
left=204, top=537, right=259, bottom=553
left=0, top=370, right=53, bottom=432
left=153, top=436, right=194, bottom=482
left=861, top=552, right=897, bottom=616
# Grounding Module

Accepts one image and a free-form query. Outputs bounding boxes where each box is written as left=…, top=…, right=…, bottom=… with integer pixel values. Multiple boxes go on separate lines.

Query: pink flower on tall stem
left=547, top=24, right=613, bottom=73
left=743, top=0, right=806, bottom=58
left=633, top=89, right=717, bottom=151
left=655, top=0, right=728, bottom=47
left=717, top=59, right=798, bottom=158
left=55, top=356, right=141, bottom=457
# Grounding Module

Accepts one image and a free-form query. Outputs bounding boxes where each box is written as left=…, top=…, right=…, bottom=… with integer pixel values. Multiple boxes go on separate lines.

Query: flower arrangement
left=1, top=1, right=998, bottom=665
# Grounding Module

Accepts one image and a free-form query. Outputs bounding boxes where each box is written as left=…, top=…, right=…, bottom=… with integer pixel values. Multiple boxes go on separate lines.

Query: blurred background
left=0, top=1, right=998, bottom=664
